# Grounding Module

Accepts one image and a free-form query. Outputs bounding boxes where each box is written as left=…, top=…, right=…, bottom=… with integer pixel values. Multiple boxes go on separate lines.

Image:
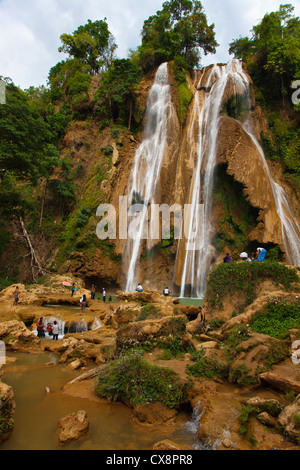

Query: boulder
left=0, top=366, right=15, bottom=442
left=243, top=397, right=283, bottom=417
left=0, top=320, right=40, bottom=352
left=133, top=402, right=177, bottom=426
left=278, top=395, right=300, bottom=442
left=57, top=410, right=89, bottom=445
left=151, top=440, right=188, bottom=450
left=257, top=412, right=278, bottom=428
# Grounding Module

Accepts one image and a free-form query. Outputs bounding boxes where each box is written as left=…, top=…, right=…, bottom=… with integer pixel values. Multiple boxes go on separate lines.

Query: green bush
left=135, top=303, right=161, bottom=322
left=95, top=349, right=189, bottom=409
left=251, top=297, right=300, bottom=339
left=206, top=261, right=299, bottom=311
left=187, top=351, right=228, bottom=380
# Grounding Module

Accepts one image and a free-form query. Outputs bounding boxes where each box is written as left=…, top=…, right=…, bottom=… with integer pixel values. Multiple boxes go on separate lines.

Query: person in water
left=52, top=321, right=59, bottom=340
left=37, top=317, right=45, bottom=338
left=46, top=322, right=53, bottom=336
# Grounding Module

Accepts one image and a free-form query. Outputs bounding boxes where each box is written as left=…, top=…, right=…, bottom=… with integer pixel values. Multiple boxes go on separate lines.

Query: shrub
left=251, top=297, right=300, bottom=339
left=94, top=349, right=189, bottom=409
left=206, top=261, right=299, bottom=311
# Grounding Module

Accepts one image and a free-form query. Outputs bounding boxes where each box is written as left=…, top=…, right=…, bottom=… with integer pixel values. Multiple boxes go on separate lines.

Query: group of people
left=70, top=283, right=112, bottom=310
left=223, top=247, right=267, bottom=263
left=36, top=317, right=59, bottom=340
left=136, top=283, right=171, bottom=297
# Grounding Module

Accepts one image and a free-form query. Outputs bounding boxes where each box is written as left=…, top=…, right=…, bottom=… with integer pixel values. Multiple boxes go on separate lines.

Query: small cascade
left=124, top=62, right=174, bottom=292
left=66, top=321, right=89, bottom=334
left=91, top=317, right=103, bottom=330
left=33, top=317, right=65, bottom=340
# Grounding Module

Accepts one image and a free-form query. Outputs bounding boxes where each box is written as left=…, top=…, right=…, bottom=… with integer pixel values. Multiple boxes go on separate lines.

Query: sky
left=0, top=0, right=299, bottom=90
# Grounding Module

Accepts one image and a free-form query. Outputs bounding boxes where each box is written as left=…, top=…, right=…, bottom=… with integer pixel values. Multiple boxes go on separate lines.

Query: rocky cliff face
left=51, top=60, right=300, bottom=293
left=3, top=61, right=299, bottom=294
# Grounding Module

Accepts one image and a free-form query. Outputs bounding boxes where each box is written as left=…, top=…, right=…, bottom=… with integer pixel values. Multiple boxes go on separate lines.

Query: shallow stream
left=0, top=352, right=203, bottom=451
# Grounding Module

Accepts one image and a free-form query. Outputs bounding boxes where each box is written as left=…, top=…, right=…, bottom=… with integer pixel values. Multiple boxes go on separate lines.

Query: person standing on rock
left=13, top=286, right=20, bottom=305
left=102, top=288, right=106, bottom=302
left=163, top=287, right=171, bottom=296
left=91, top=284, right=96, bottom=300
left=80, top=294, right=87, bottom=311
left=71, top=283, right=76, bottom=297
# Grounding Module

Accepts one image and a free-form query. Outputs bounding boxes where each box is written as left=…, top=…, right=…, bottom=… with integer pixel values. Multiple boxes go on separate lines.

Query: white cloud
left=0, top=0, right=299, bottom=88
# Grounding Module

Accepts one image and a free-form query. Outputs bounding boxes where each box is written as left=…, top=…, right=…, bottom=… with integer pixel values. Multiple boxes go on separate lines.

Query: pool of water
left=0, top=353, right=203, bottom=451
left=178, top=298, right=204, bottom=306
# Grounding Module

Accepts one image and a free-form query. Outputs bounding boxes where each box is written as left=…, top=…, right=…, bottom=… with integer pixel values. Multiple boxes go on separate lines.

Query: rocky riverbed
left=0, top=273, right=300, bottom=450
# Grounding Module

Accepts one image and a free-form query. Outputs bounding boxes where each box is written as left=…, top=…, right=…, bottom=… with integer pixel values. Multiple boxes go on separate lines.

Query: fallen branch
left=19, top=217, right=49, bottom=282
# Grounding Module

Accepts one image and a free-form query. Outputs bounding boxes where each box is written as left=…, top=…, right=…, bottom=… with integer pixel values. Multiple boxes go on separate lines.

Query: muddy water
left=0, top=353, right=202, bottom=451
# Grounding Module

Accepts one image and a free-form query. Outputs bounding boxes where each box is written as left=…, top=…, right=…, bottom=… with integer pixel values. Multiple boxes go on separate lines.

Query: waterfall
left=33, top=317, right=65, bottom=339
left=179, top=60, right=250, bottom=298
left=241, top=120, right=300, bottom=266
left=179, top=58, right=300, bottom=298
left=124, top=62, right=174, bottom=292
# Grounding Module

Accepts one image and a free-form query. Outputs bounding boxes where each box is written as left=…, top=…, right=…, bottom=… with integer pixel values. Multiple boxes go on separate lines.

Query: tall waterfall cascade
left=178, top=59, right=300, bottom=297
left=123, top=59, right=300, bottom=296
left=124, top=62, right=175, bottom=292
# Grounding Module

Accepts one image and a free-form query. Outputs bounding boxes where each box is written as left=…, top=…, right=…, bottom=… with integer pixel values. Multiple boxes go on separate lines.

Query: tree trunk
left=39, top=178, right=48, bottom=228
left=128, top=100, right=132, bottom=131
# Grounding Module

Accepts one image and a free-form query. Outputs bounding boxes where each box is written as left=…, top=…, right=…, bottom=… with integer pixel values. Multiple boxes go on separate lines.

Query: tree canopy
left=94, top=59, right=143, bottom=130
left=133, top=0, right=218, bottom=71
left=229, top=4, right=300, bottom=105
left=58, top=18, right=117, bottom=73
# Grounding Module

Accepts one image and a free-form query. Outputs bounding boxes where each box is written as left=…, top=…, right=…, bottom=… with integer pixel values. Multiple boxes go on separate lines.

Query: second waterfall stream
left=123, top=59, right=300, bottom=297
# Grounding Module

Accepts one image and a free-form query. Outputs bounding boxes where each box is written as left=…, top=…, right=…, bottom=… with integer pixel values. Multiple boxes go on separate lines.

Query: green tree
left=134, top=0, right=218, bottom=71
left=229, top=4, right=300, bottom=107
left=0, top=83, right=59, bottom=215
left=58, top=19, right=117, bottom=73
left=94, top=59, right=143, bottom=130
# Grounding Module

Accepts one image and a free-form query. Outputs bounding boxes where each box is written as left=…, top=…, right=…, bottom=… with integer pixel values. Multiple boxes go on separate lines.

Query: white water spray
left=124, top=62, right=174, bottom=292
left=179, top=60, right=250, bottom=298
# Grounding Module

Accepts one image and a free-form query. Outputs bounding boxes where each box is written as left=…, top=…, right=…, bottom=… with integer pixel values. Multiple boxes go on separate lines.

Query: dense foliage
left=131, top=0, right=218, bottom=71
left=94, top=58, right=143, bottom=130
left=0, top=83, right=59, bottom=216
